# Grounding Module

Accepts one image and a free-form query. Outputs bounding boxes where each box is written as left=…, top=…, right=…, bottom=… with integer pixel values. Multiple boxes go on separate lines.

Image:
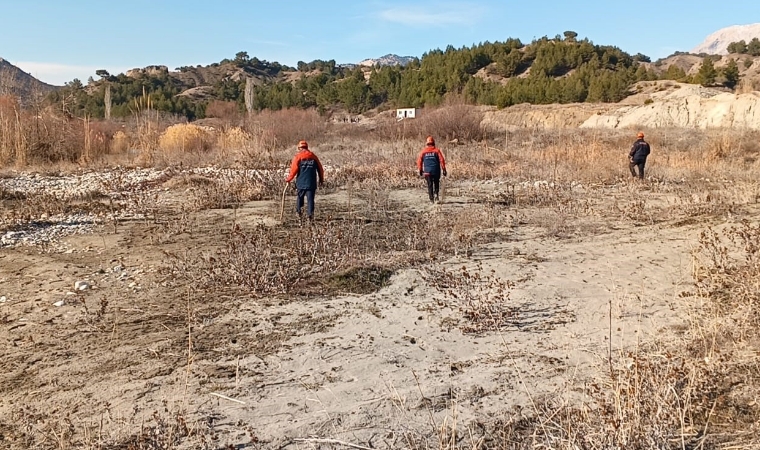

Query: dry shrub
left=694, top=221, right=760, bottom=329
left=217, top=126, right=251, bottom=153
left=479, top=218, right=760, bottom=450
left=371, top=102, right=488, bottom=143
left=171, top=204, right=512, bottom=297
left=737, top=78, right=760, bottom=94
left=205, top=100, right=241, bottom=122
left=480, top=349, right=723, bottom=450
left=131, top=110, right=183, bottom=165
left=422, top=263, right=518, bottom=334
left=416, top=102, right=488, bottom=142
left=4, top=406, right=214, bottom=450
left=111, top=130, right=129, bottom=153
left=246, top=108, right=326, bottom=151
left=189, top=171, right=281, bottom=210
left=87, top=120, right=121, bottom=158
left=329, top=163, right=419, bottom=189
left=2, top=97, right=126, bottom=166
left=11, top=112, right=86, bottom=164
left=158, top=123, right=213, bottom=153
left=0, top=95, right=22, bottom=164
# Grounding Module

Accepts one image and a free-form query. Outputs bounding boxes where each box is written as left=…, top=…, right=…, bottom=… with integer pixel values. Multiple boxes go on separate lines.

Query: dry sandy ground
left=0, top=172, right=749, bottom=449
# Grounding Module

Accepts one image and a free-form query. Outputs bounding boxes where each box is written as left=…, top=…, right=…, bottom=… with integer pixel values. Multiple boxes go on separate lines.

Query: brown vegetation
left=1, top=100, right=760, bottom=449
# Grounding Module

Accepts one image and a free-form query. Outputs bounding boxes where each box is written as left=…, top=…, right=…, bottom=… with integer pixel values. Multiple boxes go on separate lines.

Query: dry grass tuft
left=216, top=126, right=251, bottom=153
left=158, top=123, right=213, bottom=154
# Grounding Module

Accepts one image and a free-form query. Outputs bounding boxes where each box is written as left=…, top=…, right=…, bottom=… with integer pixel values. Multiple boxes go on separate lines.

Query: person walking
left=629, top=132, right=651, bottom=179
left=416, top=136, right=447, bottom=203
left=285, top=140, right=324, bottom=221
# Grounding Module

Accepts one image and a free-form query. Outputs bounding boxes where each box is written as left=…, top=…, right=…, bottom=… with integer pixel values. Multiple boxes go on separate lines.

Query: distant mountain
left=691, top=23, right=760, bottom=55
left=358, top=54, right=416, bottom=67
left=0, top=57, right=58, bottom=103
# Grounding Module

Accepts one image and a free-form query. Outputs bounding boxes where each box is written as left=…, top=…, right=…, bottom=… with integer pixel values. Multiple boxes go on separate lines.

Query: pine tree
left=722, top=58, right=740, bottom=89
left=748, top=38, right=760, bottom=56
left=696, top=57, right=717, bottom=86
left=727, top=40, right=748, bottom=54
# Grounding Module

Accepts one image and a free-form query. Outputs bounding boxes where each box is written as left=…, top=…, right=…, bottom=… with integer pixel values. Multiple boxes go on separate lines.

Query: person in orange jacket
left=416, top=136, right=447, bottom=203
left=285, top=140, right=324, bottom=220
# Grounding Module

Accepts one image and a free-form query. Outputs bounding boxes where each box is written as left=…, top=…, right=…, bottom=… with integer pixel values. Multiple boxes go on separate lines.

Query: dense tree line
left=48, top=32, right=751, bottom=121
left=727, top=38, right=760, bottom=56
left=246, top=34, right=658, bottom=113
left=47, top=71, right=205, bottom=119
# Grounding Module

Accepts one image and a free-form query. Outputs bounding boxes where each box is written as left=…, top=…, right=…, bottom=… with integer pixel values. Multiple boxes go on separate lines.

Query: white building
left=396, top=108, right=416, bottom=120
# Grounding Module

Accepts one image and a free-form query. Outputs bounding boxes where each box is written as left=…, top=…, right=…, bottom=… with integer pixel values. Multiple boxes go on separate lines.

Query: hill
left=358, top=54, right=416, bottom=67
left=0, top=57, right=58, bottom=104
left=43, top=35, right=652, bottom=120
left=24, top=30, right=760, bottom=122
left=691, top=23, right=760, bottom=55
left=647, top=53, right=760, bottom=90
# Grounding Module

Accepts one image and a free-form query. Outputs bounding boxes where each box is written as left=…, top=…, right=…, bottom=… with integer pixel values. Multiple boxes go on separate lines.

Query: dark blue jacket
left=629, top=139, right=651, bottom=163
left=285, top=150, right=325, bottom=190
left=416, top=146, right=447, bottom=177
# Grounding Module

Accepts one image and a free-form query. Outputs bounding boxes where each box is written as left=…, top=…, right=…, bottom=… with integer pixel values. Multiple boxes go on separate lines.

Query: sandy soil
left=0, top=171, right=747, bottom=449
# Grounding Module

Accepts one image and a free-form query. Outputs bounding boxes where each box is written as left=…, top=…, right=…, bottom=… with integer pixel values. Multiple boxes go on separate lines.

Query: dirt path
left=0, top=176, right=745, bottom=449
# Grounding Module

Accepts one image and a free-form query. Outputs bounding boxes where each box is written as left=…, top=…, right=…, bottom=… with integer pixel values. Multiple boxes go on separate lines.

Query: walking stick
left=440, top=175, right=445, bottom=204
left=279, top=183, right=289, bottom=222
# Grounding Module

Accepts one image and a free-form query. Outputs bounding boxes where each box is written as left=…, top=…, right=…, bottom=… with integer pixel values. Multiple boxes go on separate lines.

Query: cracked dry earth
left=0, top=168, right=749, bottom=449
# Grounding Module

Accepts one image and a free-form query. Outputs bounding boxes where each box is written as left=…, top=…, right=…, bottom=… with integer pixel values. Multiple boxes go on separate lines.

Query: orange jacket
left=285, top=149, right=324, bottom=189
left=417, top=146, right=446, bottom=175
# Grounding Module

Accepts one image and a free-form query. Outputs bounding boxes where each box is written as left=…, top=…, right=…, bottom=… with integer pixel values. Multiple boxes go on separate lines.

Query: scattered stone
left=75, top=281, right=91, bottom=291
left=0, top=296, right=6, bottom=303
left=53, top=300, right=65, bottom=307
left=0, top=166, right=293, bottom=251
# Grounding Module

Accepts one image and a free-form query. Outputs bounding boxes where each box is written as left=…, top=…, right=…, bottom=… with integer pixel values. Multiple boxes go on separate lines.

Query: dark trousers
left=425, top=174, right=440, bottom=202
left=296, top=189, right=315, bottom=218
left=629, top=160, right=645, bottom=179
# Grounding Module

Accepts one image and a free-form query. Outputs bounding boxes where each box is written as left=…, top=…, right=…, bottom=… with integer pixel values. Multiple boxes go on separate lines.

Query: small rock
left=0, top=295, right=6, bottom=303
left=75, top=281, right=91, bottom=291
left=53, top=300, right=65, bottom=307
left=128, top=282, right=137, bottom=288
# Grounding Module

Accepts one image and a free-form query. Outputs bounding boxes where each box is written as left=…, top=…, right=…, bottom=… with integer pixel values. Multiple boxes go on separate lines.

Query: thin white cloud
left=11, top=61, right=125, bottom=86
left=378, top=3, right=485, bottom=26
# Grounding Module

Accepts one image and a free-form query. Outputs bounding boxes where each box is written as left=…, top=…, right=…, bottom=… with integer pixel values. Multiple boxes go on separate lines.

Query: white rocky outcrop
left=581, top=84, right=760, bottom=130
left=691, top=23, right=760, bottom=55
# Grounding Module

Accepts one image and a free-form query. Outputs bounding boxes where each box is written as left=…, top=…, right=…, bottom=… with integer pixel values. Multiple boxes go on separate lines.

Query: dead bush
left=111, top=130, right=129, bottom=153
left=245, top=108, right=327, bottom=151
left=417, top=102, right=488, bottom=142
left=158, top=123, right=213, bottom=154
left=370, top=102, right=488, bottom=143
left=205, top=100, right=242, bottom=122
left=217, top=126, right=251, bottom=153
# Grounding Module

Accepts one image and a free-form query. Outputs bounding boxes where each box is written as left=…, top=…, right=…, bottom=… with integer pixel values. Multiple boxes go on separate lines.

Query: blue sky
left=1, top=0, right=759, bottom=85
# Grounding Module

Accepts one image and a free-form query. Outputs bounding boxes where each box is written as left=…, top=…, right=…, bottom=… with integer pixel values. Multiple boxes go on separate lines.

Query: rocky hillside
left=582, top=81, right=760, bottom=130
left=691, top=23, right=760, bottom=55
left=125, top=61, right=284, bottom=101
left=358, top=54, right=416, bottom=67
left=647, top=53, right=760, bottom=90
left=484, top=80, right=760, bottom=131
left=0, top=57, right=58, bottom=103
